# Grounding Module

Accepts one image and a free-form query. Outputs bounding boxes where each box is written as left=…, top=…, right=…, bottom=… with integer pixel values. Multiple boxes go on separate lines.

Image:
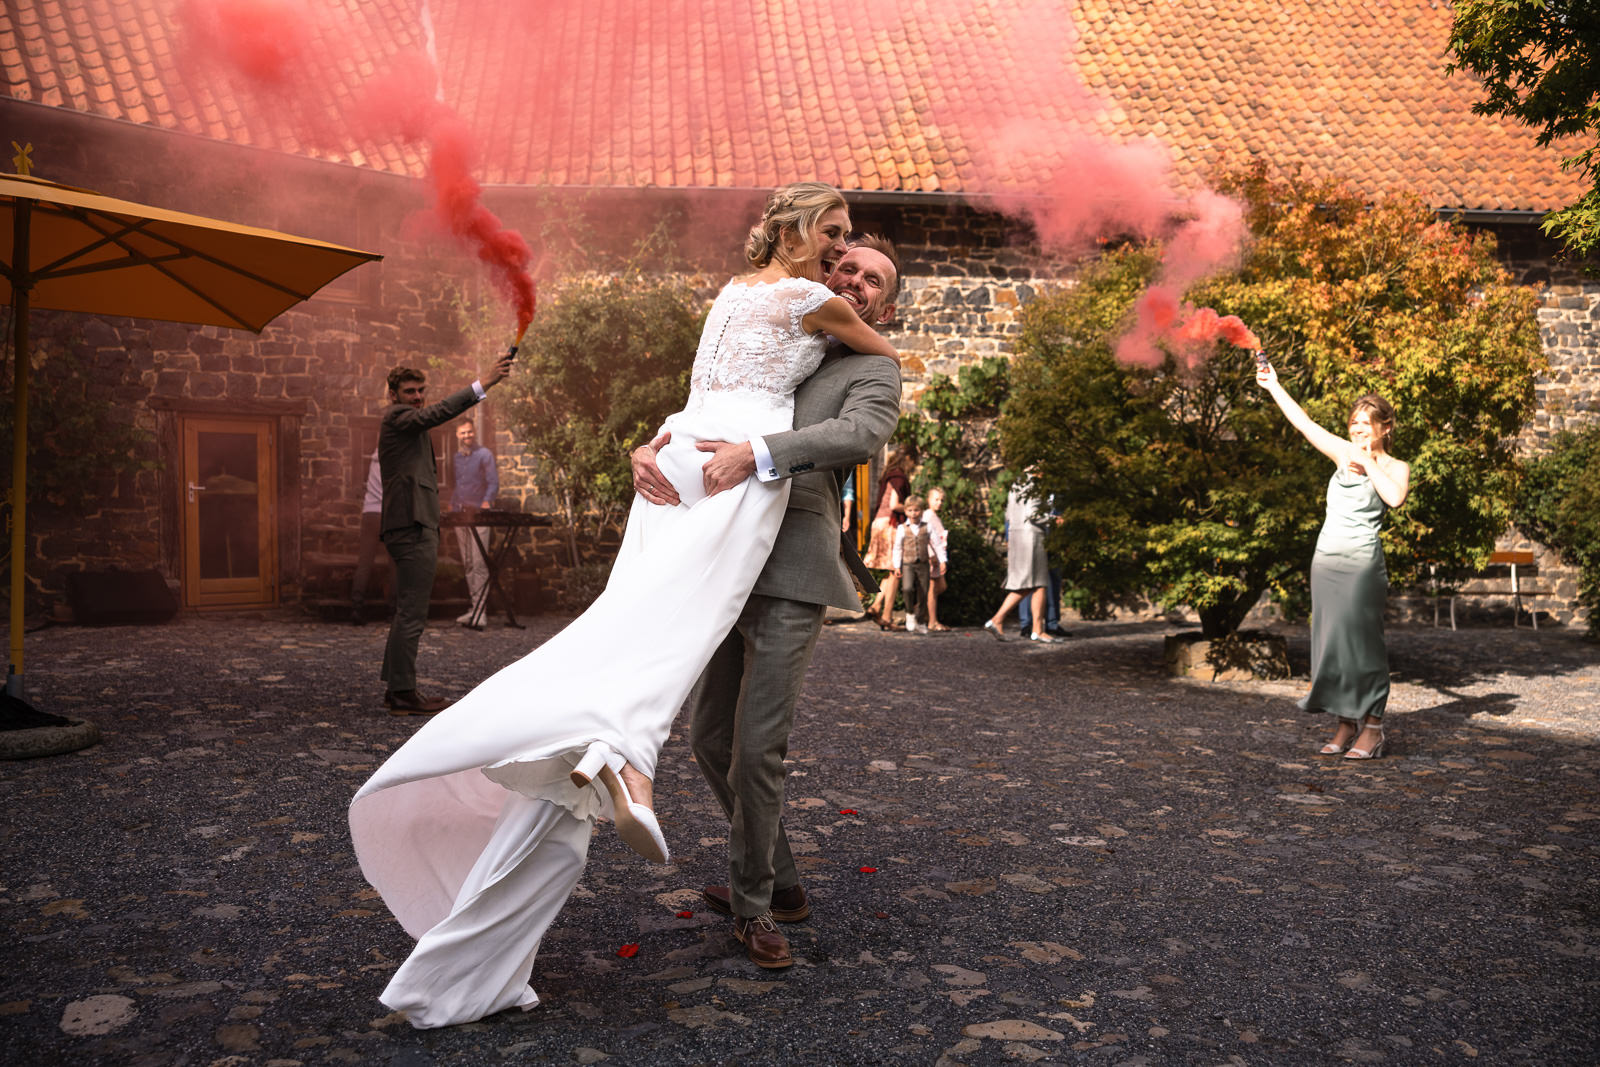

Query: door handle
left=187, top=482, right=207, bottom=503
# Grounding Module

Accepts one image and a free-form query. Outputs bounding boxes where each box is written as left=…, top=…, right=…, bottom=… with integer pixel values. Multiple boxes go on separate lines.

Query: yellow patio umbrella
left=2, top=172, right=381, bottom=741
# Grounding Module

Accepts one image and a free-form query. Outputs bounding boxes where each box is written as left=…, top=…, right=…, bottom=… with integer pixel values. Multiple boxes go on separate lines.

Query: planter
left=1164, top=630, right=1289, bottom=682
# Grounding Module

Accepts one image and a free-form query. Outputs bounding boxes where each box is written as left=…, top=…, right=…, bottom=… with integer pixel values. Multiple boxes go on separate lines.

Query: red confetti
left=859, top=866, right=878, bottom=873
left=616, top=943, right=639, bottom=958
left=839, top=809, right=858, bottom=815
left=676, top=911, right=693, bottom=918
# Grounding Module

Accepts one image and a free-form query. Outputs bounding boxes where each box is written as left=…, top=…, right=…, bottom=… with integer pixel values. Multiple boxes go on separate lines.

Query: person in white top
left=350, top=448, right=383, bottom=624
left=923, top=485, right=951, bottom=630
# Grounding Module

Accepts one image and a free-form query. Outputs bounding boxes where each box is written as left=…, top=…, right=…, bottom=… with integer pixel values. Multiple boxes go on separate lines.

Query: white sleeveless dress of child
left=348, top=277, right=835, bottom=1027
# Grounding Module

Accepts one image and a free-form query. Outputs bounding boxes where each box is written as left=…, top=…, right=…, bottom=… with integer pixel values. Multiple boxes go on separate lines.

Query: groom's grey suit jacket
left=753, top=350, right=903, bottom=610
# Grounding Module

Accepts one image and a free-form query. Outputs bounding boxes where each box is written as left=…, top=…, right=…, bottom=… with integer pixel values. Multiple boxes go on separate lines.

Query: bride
left=348, top=182, right=898, bottom=1027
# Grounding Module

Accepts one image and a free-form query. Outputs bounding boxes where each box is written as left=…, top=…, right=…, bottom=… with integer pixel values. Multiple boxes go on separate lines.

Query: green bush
left=501, top=272, right=703, bottom=538
left=934, top=521, right=1008, bottom=626
left=555, top=560, right=613, bottom=614
left=894, top=356, right=1009, bottom=533
left=1515, top=425, right=1600, bottom=636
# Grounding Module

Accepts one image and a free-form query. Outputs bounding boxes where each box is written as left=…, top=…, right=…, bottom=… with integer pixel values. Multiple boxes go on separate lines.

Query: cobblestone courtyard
left=3, top=614, right=1597, bottom=1065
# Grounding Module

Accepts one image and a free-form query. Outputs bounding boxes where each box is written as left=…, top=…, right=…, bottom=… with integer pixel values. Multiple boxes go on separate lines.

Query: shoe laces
left=742, top=912, right=779, bottom=934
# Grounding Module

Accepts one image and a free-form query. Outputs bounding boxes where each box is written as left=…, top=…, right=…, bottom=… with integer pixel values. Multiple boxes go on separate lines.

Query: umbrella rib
left=86, top=212, right=325, bottom=300
left=75, top=211, right=301, bottom=327
left=39, top=205, right=330, bottom=329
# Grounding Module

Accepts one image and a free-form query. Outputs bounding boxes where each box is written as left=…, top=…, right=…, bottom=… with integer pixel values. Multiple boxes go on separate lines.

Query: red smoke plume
left=180, top=0, right=1264, bottom=354
left=914, top=0, right=1253, bottom=367
left=181, top=0, right=535, bottom=334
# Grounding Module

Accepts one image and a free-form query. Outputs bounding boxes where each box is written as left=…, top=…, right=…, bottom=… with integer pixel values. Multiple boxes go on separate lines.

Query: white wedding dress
left=349, top=276, right=836, bottom=1027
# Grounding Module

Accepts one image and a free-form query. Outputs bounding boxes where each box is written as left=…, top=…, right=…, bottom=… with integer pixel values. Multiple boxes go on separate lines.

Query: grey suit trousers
left=689, top=593, right=827, bottom=918
left=380, top=525, right=439, bottom=691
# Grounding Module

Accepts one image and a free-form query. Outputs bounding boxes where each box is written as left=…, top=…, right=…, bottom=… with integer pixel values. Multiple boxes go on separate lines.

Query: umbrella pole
left=7, top=206, right=28, bottom=698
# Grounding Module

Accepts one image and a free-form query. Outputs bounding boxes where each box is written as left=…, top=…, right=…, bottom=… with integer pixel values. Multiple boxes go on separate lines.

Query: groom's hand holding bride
left=697, top=440, right=756, bottom=496
left=631, top=433, right=758, bottom=504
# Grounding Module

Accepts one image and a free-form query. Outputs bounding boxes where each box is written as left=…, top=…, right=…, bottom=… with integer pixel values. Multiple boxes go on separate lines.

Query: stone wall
left=1477, top=224, right=1599, bottom=628
left=872, top=202, right=1070, bottom=389
left=7, top=109, right=516, bottom=611
left=9, top=108, right=1597, bottom=629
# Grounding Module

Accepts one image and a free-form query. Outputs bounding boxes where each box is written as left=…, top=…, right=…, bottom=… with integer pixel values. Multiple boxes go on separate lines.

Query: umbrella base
left=0, top=691, right=101, bottom=759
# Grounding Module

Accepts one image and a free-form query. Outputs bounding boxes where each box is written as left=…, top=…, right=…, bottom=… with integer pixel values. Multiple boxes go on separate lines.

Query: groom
left=631, top=237, right=903, bottom=968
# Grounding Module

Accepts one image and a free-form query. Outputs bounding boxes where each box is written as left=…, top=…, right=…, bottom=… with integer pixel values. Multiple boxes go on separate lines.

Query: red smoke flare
left=416, top=110, right=537, bottom=332
left=182, top=0, right=536, bottom=335
left=1174, top=307, right=1258, bottom=350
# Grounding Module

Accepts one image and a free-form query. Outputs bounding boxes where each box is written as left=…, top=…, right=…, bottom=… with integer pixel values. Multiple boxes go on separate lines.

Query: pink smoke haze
left=181, top=0, right=311, bottom=84
left=175, top=0, right=1266, bottom=350
left=180, top=0, right=536, bottom=333
left=914, top=0, right=1254, bottom=366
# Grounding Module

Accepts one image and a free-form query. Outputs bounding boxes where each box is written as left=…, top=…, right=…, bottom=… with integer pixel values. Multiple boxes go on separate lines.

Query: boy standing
left=892, top=496, right=944, bottom=633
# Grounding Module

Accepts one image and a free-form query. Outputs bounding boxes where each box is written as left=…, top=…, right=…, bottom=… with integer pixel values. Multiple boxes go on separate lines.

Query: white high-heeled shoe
left=570, top=742, right=670, bottom=863
left=1344, top=723, right=1387, bottom=760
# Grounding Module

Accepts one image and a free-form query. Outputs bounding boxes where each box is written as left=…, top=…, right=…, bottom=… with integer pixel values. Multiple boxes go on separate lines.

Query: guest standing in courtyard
left=1256, top=361, right=1409, bottom=759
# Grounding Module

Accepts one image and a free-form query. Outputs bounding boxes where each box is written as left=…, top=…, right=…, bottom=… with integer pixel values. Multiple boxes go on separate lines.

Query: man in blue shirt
left=450, top=420, right=498, bottom=630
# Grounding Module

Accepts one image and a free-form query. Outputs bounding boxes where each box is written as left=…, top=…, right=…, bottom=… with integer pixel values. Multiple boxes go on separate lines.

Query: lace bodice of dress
left=682, top=277, right=834, bottom=420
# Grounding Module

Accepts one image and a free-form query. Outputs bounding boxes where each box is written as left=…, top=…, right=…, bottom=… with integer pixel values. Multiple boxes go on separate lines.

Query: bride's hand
left=632, top=433, right=680, bottom=506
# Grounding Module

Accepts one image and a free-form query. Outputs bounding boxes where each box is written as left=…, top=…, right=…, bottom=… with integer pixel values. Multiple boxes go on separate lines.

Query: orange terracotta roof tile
left=3, top=0, right=1579, bottom=213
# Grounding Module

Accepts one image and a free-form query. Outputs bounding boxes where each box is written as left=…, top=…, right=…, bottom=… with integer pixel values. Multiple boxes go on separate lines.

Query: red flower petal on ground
left=616, top=943, right=640, bottom=958
left=839, top=809, right=858, bottom=815
left=859, top=866, right=878, bottom=873
left=676, top=911, right=693, bottom=918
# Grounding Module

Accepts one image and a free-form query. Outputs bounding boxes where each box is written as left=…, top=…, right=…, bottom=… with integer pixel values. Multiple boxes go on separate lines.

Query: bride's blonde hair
left=745, top=182, right=848, bottom=274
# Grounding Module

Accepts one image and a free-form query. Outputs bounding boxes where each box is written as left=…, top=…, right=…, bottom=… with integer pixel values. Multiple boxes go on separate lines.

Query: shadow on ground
left=1, top=613, right=1596, bottom=1065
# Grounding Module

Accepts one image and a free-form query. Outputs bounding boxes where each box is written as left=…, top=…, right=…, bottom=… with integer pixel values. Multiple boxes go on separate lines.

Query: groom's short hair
left=848, top=234, right=902, bottom=304
left=387, top=366, right=425, bottom=395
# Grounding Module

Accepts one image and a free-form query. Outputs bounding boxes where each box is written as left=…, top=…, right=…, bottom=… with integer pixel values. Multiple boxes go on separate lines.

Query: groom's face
left=826, top=248, right=897, bottom=327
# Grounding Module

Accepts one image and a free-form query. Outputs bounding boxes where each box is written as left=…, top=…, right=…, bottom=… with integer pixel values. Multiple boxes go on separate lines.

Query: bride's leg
left=381, top=796, right=593, bottom=1029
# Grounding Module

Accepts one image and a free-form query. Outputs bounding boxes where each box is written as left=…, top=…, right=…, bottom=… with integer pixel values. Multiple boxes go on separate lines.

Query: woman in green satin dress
left=1257, top=362, right=1411, bottom=760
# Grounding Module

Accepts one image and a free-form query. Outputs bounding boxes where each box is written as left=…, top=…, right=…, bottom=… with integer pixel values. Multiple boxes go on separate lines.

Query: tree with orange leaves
left=1001, top=167, right=1544, bottom=638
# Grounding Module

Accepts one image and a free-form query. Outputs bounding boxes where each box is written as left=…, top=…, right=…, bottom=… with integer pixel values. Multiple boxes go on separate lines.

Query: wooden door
left=181, top=416, right=277, bottom=607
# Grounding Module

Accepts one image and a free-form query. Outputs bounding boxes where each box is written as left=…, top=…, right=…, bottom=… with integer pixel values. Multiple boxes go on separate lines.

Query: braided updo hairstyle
left=745, top=182, right=849, bottom=274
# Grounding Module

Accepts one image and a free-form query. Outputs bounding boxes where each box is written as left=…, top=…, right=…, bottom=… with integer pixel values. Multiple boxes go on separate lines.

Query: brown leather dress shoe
left=703, top=884, right=811, bottom=923
left=734, top=912, right=793, bottom=969
left=384, top=689, right=450, bottom=715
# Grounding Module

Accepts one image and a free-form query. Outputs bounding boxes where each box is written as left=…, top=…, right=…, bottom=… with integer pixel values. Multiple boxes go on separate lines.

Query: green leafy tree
left=501, top=273, right=703, bottom=540
left=1447, top=0, right=1600, bottom=259
left=1515, top=424, right=1600, bottom=636
left=1001, top=168, right=1545, bottom=638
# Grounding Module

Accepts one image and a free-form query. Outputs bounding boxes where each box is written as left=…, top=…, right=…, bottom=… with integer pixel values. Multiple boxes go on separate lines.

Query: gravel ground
left=2, top=612, right=1596, bottom=1066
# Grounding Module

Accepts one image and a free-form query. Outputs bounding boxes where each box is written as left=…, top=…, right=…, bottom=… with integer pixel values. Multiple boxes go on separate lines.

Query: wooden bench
left=1429, top=550, right=1552, bottom=630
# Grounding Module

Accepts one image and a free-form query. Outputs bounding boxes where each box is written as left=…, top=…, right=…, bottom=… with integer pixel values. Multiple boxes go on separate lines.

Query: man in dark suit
left=379, top=355, right=514, bottom=714
left=631, top=237, right=903, bottom=968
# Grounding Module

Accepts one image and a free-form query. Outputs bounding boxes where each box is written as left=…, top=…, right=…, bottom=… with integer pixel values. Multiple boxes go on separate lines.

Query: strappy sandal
left=1344, top=723, right=1387, bottom=760
left=1319, top=720, right=1360, bottom=756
